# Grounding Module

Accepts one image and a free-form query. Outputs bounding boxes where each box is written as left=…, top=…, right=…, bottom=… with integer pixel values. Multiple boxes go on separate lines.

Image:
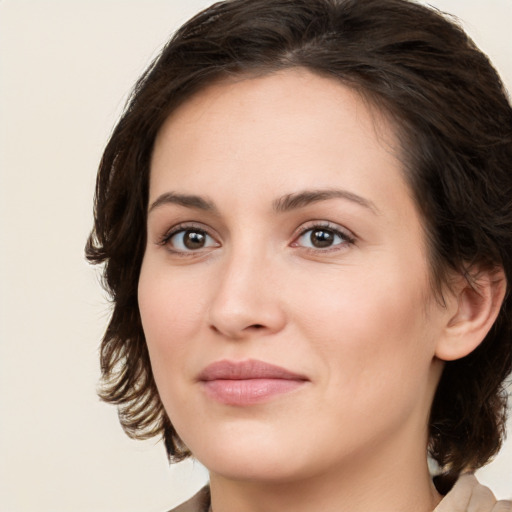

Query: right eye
left=163, top=227, right=219, bottom=253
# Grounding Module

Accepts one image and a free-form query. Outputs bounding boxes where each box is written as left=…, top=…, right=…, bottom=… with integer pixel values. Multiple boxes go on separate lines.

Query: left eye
left=295, top=226, right=350, bottom=249
left=166, top=229, right=218, bottom=252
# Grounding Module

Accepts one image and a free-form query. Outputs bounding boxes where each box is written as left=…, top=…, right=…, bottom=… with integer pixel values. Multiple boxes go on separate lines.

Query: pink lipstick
left=198, top=359, right=308, bottom=406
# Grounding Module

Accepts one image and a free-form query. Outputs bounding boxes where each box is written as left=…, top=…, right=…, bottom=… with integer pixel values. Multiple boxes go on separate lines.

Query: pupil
left=184, top=230, right=205, bottom=249
left=311, top=229, right=334, bottom=248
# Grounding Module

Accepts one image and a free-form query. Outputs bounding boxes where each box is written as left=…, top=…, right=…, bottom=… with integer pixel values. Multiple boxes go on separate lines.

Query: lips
left=197, top=359, right=308, bottom=406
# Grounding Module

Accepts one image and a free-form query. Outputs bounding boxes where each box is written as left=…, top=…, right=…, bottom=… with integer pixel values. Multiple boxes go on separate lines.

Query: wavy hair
left=86, top=0, right=512, bottom=489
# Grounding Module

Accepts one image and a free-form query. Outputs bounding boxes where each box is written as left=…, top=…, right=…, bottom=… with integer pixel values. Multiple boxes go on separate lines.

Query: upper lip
left=198, top=359, right=308, bottom=381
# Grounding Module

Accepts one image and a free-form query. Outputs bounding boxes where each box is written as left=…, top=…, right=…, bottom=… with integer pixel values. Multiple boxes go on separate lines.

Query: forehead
left=149, top=68, right=413, bottom=218
left=154, top=68, right=397, bottom=150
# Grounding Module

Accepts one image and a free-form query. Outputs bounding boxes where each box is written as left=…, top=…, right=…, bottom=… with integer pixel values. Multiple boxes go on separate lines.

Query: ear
left=435, top=267, right=507, bottom=361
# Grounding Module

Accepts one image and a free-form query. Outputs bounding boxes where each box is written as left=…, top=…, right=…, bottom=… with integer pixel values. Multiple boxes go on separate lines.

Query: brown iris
left=183, top=230, right=207, bottom=250
left=309, top=228, right=335, bottom=248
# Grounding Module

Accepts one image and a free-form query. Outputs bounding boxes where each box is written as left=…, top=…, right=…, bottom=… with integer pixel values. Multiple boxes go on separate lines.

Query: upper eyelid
left=154, top=219, right=356, bottom=247
left=293, top=220, right=355, bottom=240
left=157, top=222, right=219, bottom=246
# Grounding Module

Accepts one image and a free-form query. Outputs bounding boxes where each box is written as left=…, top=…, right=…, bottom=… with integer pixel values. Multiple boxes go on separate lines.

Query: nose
left=207, top=249, right=287, bottom=340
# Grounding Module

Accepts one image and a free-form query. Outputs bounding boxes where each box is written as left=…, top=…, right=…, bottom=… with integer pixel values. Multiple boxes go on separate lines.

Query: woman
left=86, top=0, right=512, bottom=510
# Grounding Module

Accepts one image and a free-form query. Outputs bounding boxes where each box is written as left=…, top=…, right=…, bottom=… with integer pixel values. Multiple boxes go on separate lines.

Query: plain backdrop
left=0, top=1, right=511, bottom=511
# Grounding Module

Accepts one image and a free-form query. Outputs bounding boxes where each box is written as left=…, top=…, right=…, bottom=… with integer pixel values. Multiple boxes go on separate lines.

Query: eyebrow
left=272, top=189, right=379, bottom=214
left=148, top=188, right=378, bottom=215
left=148, top=192, right=218, bottom=214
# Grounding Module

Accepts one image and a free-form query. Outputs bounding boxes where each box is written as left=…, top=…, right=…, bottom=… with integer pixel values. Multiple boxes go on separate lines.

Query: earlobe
left=435, top=268, right=507, bottom=361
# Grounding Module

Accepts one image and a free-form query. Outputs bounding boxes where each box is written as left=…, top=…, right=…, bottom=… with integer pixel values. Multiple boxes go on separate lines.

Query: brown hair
left=86, top=0, right=512, bottom=488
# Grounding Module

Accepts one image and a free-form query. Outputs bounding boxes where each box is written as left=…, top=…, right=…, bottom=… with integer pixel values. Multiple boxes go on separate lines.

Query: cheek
left=289, top=256, right=435, bottom=388
left=138, top=258, right=204, bottom=341
left=137, top=258, right=207, bottom=397
left=289, top=267, right=437, bottom=450
left=138, top=265, right=208, bottom=434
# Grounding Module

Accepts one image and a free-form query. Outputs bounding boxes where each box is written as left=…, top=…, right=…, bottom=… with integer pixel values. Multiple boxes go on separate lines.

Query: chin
left=181, top=421, right=316, bottom=483
left=200, top=452, right=312, bottom=484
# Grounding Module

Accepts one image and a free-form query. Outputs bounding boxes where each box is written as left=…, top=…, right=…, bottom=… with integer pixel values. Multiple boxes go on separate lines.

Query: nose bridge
left=208, top=237, right=285, bottom=338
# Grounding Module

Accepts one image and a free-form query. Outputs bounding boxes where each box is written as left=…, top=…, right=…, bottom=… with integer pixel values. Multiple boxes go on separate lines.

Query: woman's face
left=138, top=69, right=450, bottom=483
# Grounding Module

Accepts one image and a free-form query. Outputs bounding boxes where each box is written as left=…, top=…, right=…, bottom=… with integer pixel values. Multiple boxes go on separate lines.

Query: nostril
left=249, top=324, right=264, bottom=329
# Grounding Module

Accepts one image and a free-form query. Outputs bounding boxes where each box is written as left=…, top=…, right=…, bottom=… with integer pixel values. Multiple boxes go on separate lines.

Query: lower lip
left=201, top=378, right=305, bottom=406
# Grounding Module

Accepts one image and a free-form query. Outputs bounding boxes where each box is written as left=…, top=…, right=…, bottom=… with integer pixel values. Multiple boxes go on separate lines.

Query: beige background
left=0, top=1, right=510, bottom=511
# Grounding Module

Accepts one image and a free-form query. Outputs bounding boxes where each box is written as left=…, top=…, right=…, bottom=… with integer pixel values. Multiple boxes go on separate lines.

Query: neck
left=208, top=433, right=442, bottom=512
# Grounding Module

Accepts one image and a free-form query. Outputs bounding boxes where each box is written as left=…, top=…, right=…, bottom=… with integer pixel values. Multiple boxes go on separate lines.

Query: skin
left=138, top=69, right=501, bottom=512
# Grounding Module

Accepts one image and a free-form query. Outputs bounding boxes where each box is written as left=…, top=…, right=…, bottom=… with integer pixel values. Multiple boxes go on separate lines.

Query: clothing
left=433, top=475, right=511, bottom=512
left=168, top=486, right=210, bottom=512
left=168, top=475, right=511, bottom=512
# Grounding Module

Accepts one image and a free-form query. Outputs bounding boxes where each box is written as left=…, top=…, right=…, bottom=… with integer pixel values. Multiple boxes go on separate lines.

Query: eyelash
left=157, top=221, right=356, bottom=255
left=291, top=222, right=356, bottom=252
left=158, top=223, right=218, bottom=255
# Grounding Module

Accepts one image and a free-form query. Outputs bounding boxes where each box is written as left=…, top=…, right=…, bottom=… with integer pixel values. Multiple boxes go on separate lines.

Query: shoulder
left=434, top=474, right=512, bottom=512
left=167, top=486, right=211, bottom=512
